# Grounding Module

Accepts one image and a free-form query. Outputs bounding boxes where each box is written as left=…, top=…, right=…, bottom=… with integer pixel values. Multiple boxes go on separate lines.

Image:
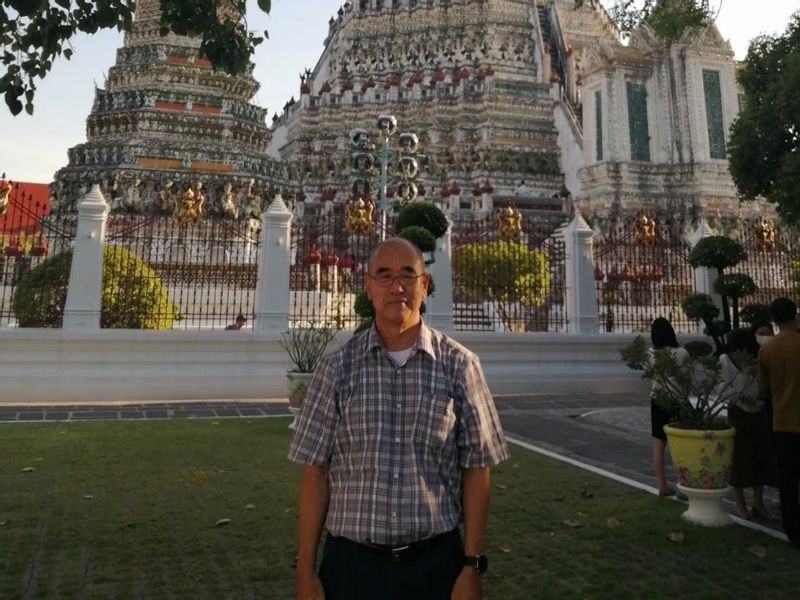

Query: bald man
left=289, top=237, right=508, bottom=600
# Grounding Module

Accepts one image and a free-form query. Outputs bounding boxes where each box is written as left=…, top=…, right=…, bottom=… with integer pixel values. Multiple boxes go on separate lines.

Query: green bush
left=684, top=340, right=714, bottom=358
left=739, top=303, right=771, bottom=326
left=681, top=293, right=719, bottom=323
left=714, top=273, right=758, bottom=299
left=396, top=202, right=448, bottom=239
left=397, top=225, right=436, bottom=253
left=13, top=245, right=177, bottom=329
left=11, top=250, right=72, bottom=327
left=687, top=236, right=746, bottom=271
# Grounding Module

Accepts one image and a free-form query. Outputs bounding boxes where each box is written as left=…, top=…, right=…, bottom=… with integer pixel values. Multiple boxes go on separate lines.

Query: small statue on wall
left=0, top=173, right=11, bottom=216
left=497, top=205, right=522, bottom=241
left=754, top=217, right=775, bottom=251
left=633, top=212, right=656, bottom=246
left=345, top=197, right=374, bottom=235
left=173, top=183, right=204, bottom=225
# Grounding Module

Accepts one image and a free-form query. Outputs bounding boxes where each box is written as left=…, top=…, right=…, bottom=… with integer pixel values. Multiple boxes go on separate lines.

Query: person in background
left=719, top=329, right=772, bottom=519
left=757, top=297, right=800, bottom=546
left=750, top=320, right=775, bottom=348
left=649, top=317, right=689, bottom=497
left=225, top=314, right=246, bottom=330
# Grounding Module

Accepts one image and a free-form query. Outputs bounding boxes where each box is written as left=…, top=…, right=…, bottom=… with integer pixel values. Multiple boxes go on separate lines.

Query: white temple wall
left=0, top=329, right=649, bottom=404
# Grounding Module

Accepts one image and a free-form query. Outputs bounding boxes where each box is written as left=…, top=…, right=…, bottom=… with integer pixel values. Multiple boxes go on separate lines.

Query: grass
left=0, top=418, right=796, bottom=599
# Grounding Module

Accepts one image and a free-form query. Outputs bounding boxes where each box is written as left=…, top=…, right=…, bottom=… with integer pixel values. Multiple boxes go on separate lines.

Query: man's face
left=365, top=240, right=429, bottom=327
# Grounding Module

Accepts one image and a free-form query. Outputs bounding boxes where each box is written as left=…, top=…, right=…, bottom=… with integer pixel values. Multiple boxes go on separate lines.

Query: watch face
left=476, top=554, right=488, bottom=573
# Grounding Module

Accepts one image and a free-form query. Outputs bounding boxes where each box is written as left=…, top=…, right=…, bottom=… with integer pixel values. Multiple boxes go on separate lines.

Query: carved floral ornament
left=754, top=217, right=775, bottom=251
left=633, top=212, right=656, bottom=246
left=496, top=205, right=522, bottom=241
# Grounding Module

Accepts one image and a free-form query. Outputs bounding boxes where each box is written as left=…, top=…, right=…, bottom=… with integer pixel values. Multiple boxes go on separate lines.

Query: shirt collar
left=364, top=319, right=436, bottom=359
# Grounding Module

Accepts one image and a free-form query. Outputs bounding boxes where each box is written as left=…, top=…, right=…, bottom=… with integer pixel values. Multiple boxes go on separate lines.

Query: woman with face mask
left=719, top=328, right=776, bottom=519
left=751, top=321, right=775, bottom=348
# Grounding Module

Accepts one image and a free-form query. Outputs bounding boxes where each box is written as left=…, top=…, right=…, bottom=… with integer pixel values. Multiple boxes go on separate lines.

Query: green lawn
left=0, top=419, right=796, bottom=599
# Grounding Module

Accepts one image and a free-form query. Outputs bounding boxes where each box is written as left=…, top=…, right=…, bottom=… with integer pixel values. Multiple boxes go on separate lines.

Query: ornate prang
left=633, top=212, right=656, bottom=246
left=754, top=217, right=775, bottom=251
left=345, top=197, right=374, bottom=235
left=496, top=205, right=522, bottom=241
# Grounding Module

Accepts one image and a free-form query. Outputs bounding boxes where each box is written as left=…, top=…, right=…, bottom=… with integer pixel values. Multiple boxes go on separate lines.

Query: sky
left=0, top=0, right=797, bottom=184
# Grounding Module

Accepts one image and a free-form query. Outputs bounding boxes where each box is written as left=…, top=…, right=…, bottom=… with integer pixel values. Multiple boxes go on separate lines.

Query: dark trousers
left=318, top=529, right=463, bottom=600
left=774, top=432, right=800, bottom=543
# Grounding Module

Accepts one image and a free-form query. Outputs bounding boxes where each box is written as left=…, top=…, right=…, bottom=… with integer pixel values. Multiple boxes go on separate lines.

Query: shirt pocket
left=412, top=394, right=456, bottom=451
left=337, top=388, right=382, bottom=454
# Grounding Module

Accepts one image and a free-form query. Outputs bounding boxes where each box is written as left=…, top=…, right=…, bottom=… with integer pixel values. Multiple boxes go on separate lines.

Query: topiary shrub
left=396, top=202, right=448, bottom=239
left=684, top=340, right=714, bottom=359
left=397, top=225, right=436, bottom=252
left=11, top=249, right=72, bottom=327
left=13, top=245, right=177, bottom=329
left=686, top=235, right=752, bottom=335
left=739, top=303, right=770, bottom=326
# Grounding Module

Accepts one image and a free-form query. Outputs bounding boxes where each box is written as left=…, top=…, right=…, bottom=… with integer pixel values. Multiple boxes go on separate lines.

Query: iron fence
left=0, top=184, right=76, bottom=327
left=593, top=214, right=696, bottom=334
left=734, top=219, right=800, bottom=310
left=103, top=213, right=261, bottom=330
left=289, top=204, right=393, bottom=330
left=451, top=212, right=567, bottom=332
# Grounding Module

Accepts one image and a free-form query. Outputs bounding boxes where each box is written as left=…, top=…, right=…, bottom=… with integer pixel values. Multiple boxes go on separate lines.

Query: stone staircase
left=537, top=4, right=564, bottom=83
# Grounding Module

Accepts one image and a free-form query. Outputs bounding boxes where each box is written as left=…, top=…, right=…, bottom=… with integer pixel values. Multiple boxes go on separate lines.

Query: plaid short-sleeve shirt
left=288, top=322, right=508, bottom=545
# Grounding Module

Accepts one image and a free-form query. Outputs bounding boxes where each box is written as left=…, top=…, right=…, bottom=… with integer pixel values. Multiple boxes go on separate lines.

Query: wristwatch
left=463, top=553, right=488, bottom=574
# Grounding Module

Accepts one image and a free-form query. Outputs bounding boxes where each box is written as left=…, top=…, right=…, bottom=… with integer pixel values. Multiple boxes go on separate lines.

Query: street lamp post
left=350, top=114, right=419, bottom=241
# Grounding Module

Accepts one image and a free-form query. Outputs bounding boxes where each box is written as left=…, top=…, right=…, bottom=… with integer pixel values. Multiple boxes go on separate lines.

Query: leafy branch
left=0, top=0, right=271, bottom=116
left=279, top=325, right=338, bottom=373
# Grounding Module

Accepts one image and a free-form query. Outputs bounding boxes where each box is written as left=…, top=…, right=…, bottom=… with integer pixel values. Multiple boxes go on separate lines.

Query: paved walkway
left=0, top=392, right=783, bottom=535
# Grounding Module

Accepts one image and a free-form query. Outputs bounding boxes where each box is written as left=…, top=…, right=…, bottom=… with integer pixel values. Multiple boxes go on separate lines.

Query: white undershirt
left=386, top=347, right=414, bottom=367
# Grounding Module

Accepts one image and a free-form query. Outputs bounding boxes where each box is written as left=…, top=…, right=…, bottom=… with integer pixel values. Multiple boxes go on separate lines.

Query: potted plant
left=620, top=335, right=753, bottom=526
left=279, top=324, right=338, bottom=429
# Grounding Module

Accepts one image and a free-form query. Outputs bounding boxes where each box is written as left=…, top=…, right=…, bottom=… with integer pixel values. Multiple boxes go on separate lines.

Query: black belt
left=339, top=529, right=455, bottom=562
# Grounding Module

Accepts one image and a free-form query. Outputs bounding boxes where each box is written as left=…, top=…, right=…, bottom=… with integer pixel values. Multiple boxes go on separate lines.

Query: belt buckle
left=390, top=544, right=410, bottom=561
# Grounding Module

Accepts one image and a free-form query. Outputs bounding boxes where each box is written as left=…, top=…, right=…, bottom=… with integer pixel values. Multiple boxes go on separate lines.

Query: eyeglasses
left=368, top=272, right=426, bottom=287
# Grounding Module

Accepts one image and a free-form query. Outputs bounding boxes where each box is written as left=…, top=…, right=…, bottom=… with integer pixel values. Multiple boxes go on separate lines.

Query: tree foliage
left=453, top=240, right=550, bottom=331
left=687, top=236, right=746, bottom=272
left=575, top=0, right=711, bottom=41
left=13, top=245, right=177, bottom=328
left=395, top=202, right=449, bottom=239
left=0, top=0, right=271, bottom=115
left=728, top=13, right=800, bottom=224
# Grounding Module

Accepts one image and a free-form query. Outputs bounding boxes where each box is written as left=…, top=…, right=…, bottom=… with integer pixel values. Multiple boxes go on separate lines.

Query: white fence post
left=687, top=219, right=722, bottom=313
left=563, top=212, right=599, bottom=334
left=62, top=185, right=110, bottom=330
left=425, top=225, right=454, bottom=332
left=254, top=195, right=292, bottom=332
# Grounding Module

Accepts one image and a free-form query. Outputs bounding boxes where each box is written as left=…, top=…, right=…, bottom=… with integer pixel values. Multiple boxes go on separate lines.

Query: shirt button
left=395, top=437, right=400, bottom=443
left=391, top=511, right=397, bottom=519
left=396, top=403, right=401, bottom=408
left=393, top=472, right=399, bottom=479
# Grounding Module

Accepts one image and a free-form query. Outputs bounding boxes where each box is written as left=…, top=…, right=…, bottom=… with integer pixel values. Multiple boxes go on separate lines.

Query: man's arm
left=452, top=467, right=491, bottom=599
left=296, top=465, right=330, bottom=600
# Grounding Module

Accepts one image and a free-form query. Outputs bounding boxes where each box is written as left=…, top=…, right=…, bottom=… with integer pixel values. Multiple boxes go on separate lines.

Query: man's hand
left=451, top=567, right=480, bottom=600
left=296, top=567, right=325, bottom=600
